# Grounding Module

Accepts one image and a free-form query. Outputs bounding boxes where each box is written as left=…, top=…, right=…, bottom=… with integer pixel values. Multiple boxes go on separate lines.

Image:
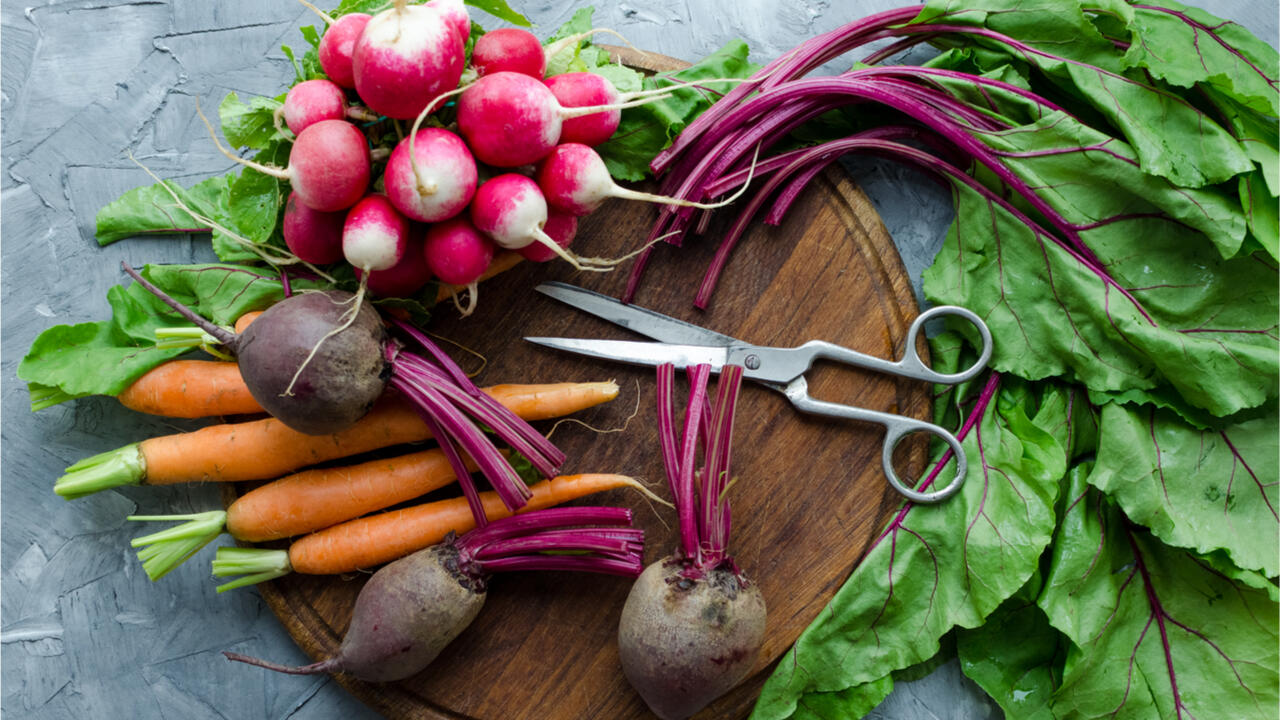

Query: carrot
left=226, top=448, right=479, bottom=542
left=210, top=473, right=654, bottom=588
left=55, top=381, right=620, bottom=499
left=117, top=360, right=264, bottom=418
left=233, top=310, right=263, bottom=334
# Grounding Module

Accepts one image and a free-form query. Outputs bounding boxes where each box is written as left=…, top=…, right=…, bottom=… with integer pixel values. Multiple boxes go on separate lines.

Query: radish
left=357, top=229, right=432, bottom=298
left=470, top=173, right=606, bottom=271
left=424, top=216, right=496, bottom=286
left=426, top=0, right=470, bottom=42
left=204, top=114, right=370, bottom=212
left=471, top=28, right=546, bottom=78
left=618, top=364, right=765, bottom=720
left=297, top=1, right=371, bottom=89
left=516, top=210, right=577, bottom=263
left=223, top=507, right=644, bottom=683
left=342, top=194, right=408, bottom=273
left=282, top=79, right=347, bottom=135
left=384, top=128, right=477, bottom=223
left=282, top=191, right=345, bottom=265
left=119, top=263, right=562, bottom=517
left=538, top=143, right=742, bottom=217
left=352, top=0, right=465, bottom=120
left=544, top=72, right=621, bottom=146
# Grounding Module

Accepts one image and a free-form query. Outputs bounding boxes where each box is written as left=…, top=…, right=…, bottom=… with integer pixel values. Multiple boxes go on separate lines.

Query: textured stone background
left=2, top=1, right=1275, bottom=718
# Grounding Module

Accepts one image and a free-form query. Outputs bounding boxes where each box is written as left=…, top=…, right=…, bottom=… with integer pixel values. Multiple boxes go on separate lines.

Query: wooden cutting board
left=235, top=49, right=929, bottom=720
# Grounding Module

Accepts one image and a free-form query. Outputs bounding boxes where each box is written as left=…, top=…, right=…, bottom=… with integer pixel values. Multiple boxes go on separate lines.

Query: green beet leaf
left=955, top=573, right=1064, bottom=720
left=1088, top=401, right=1278, bottom=577
left=922, top=137, right=1277, bottom=422
left=1120, top=0, right=1280, bottom=119
left=916, top=0, right=1254, bottom=188
left=18, top=264, right=325, bottom=408
left=1039, top=470, right=1279, bottom=719
left=751, top=373, right=1072, bottom=720
left=95, top=173, right=232, bottom=246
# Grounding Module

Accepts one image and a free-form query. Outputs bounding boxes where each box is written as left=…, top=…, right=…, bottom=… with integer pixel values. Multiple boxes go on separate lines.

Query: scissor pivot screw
left=744, top=354, right=761, bottom=370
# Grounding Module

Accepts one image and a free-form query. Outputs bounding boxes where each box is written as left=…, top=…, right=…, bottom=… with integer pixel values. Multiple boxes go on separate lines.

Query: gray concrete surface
left=3, top=1, right=1275, bottom=718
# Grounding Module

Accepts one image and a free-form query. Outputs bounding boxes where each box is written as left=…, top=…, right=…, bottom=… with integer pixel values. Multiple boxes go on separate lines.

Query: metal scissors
left=525, top=282, right=993, bottom=504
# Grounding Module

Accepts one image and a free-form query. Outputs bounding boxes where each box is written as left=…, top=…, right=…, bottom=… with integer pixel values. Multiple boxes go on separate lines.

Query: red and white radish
left=471, top=28, right=546, bottom=78
left=357, top=229, right=432, bottom=298
left=205, top=117, right=370, bottom=212
left=282, top=79, right=347, bottom=135
left=426, top=0, right=470, bottom=42
left=282, top=191, right=345, bottom=265
left=544, top=72, right=621, bottom=146
left=538, top=143, right=740, bottom=217
left=516, top=210, right=577, bottom=263
left=457, top=71, right=672, bottom=168
left=424, top=216, right=495, bottom=286
left=384, top=128, right=477, bottom=223
left=618, top=364, right=765, bottom=720
left=352, top=1, right=465, bottom=120
left=311, top=9, right=371, bottom=89
left=342, top=194, right=408, bottom=273
left=224, top=507, right=644, bottom=683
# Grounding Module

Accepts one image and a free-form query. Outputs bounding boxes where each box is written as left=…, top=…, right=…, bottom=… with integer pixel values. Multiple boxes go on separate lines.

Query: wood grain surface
left=236, top=49, right=930, bottom=720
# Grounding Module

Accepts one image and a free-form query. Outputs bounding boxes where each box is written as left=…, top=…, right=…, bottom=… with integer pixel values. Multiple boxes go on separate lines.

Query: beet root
left=236, top=289, right=388, bottom=435
left=225, top=543, right=486, bottom=682
left=617, top=555, right=767, bottom=719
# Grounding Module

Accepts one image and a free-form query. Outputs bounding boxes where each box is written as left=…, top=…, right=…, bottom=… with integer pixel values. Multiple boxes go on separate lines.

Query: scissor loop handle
left=784, top=380, right=966, bottom=504
left=902, top=305, right=993, bottom=385
left=881, top=416, right=966, bottom=504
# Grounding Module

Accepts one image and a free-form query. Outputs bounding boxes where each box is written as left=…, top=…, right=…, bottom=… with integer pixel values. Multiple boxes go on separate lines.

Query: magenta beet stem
left=457, top=506, right=636, bottom=550
left=453, top=507, right=645, bottom=579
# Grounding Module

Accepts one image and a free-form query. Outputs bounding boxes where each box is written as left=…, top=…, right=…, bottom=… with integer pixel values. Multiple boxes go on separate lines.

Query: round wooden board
left=239, top=49, right=929, bottom=720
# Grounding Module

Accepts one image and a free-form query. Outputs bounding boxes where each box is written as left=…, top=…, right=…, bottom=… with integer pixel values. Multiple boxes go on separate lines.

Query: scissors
left=525, top=282, right=993, bottom=504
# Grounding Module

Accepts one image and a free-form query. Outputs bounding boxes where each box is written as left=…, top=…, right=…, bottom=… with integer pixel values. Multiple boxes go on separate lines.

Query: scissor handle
left=900, top=305, right=992, bottom=384
left=798, top=305, right=991, bottom=385
left=881, top=415, right=966, bottom=504
left=784, top=381, right=966, bottom=504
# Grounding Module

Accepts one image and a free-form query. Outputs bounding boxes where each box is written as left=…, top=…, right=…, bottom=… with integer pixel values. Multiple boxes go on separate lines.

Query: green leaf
left=921, top=138, right=1277, bottom=422
left=218, top=91, right=285, bottom=150
left=464, top=0, right=528, bottom=27
left=214, top=142, right=289, bottom=262
left=1120, top=0, right=1280, bottom=118
left=94, top=174, right=232, bottom=246
left=1087, top=402, right=1279, bottom=577
left=17, top=264, right=324, bottom=406
left=956, top=575, right=1064, bottom=720
left=752, top=376, right=1069, bottom=720
left=1039, top=471, right=1279, bottom=719
left=917, top=0, right=1254, bottom=188
left=598, top=40, right=757, bottom=181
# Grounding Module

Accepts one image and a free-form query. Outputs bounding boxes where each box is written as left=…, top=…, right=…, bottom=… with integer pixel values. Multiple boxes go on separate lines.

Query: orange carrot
left=117, top=360, right=263, bottom=418
left=290, top=474, right=645, bottom=578
left=233, top=310, right=263, bottom=334
left=226, top=448, right=479, bottom=542
left=55, top=381, right=619, bottom=498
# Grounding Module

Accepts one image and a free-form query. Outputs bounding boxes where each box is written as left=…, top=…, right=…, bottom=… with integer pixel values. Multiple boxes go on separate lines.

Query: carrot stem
left=212, top=548, right=291, bottom=592
left=128, top=511, right=227, bottom=580
left=55, top=444, right=145, bottom=499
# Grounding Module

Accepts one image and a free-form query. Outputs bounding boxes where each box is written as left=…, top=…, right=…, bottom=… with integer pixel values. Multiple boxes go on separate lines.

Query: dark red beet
left=618, top=557, right=766, bottom=720
left=236, top=289, right=388, bottom=435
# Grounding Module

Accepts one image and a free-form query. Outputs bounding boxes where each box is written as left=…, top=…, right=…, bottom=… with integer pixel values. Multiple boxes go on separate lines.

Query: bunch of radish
left=213, top=0, right=740, bottom=311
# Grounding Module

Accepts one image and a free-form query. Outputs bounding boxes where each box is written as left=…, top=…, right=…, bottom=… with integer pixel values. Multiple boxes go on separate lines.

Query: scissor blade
left=525, top=337, right=732, bottom=371
left=534, top=282, right=738, bottom=347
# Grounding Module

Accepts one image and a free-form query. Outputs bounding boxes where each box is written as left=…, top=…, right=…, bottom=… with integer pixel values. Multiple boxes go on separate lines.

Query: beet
left=618, top=558, right=766, bottom=720
left=618, top=363, right=766, bottom=719
left=225, top=508, right=644, bottom=683
left=236, top=290, right=388, bottom=435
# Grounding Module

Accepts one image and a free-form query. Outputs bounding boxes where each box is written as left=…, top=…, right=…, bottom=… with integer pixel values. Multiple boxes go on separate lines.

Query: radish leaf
left=94, top=174, right=232, bottom=246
